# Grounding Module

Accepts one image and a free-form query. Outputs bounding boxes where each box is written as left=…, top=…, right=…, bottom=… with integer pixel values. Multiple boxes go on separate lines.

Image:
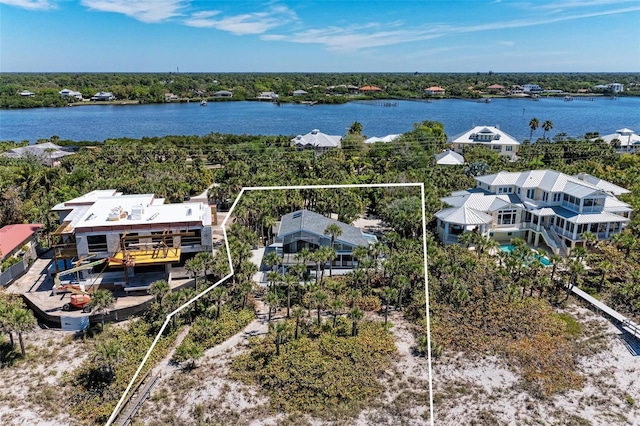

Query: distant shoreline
left=3, top=92, right=630, bottom=111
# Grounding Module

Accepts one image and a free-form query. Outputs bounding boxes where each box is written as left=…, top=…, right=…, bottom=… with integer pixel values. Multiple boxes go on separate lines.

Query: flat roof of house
left=52, top=191, right=211, bottom=233
left=0, top=224, right=42, bottom=258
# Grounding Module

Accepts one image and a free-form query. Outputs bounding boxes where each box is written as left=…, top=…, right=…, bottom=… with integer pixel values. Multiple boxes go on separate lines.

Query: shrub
left=230, top=321, right=396, bottom=417
left=355, top=295, right=381, bottom=312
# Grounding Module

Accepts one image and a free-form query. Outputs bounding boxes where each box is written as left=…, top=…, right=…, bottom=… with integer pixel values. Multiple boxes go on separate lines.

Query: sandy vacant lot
left=1, top=301, right=638, bottom=425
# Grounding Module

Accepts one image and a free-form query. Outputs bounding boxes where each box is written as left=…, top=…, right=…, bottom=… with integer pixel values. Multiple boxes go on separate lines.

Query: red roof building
left=359, top=85, right=383, bottom=92
left=0, top=224, right=42, bottom=260
left=425, top=86, right=446, bottom=95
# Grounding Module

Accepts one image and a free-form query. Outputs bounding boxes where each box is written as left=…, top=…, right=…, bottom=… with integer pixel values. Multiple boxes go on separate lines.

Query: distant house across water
left=359, top=85, right=383, bottom=93
left=257, top=91, right=279, bottom=101
left=59, top=89, right=83, bottom=100
left=213, top=90, right=233, bottom=98
left=19, top=90, right=35, bottom=97
left=90, top=91, right=115, bottom=101
left=425, top=86, right=446, bottom=95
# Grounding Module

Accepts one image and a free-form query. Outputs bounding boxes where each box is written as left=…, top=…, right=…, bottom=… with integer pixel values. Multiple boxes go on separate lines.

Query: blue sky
left=1, top=0, right=639, bottom=72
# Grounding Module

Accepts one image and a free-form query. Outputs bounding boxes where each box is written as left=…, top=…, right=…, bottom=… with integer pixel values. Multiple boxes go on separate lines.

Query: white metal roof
left=364, top=134, right=401, bottom=144
left=435, top=206, right=493, bottom=225
left=291, top=129, right=341, bottom=148
left=449, top=126, right=520, bottom=146
left=435, top=149, right=465, bottom=165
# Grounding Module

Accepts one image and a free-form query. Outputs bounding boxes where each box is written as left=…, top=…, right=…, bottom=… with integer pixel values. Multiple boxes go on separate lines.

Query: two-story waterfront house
left=449, top=126, right=520, bottom=160
left=435, top=170, right=632, bottom=255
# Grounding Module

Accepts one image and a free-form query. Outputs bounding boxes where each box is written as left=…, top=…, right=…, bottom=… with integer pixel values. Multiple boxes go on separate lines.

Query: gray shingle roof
left=277, top=209, right=368, bottom=247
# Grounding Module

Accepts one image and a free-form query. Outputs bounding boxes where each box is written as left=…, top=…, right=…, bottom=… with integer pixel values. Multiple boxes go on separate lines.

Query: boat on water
left=200, top=100, right=207, bottom=106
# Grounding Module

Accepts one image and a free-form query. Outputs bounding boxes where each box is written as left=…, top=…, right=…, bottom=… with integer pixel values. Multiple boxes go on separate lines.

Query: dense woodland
left=1, top=72, right=639, bottom=108
left=1, top=120, right=640, bottom=423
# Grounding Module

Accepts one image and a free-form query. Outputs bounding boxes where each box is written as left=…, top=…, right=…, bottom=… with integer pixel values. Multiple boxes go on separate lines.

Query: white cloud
left=262, top=23, right=443, bottom=52
left=183, top=5, right=299, bottom=35
left=263, top=5, right=640, bottom=52
left=0, top=0, right=54, bottom=10
left=81, top=0, right=188, bottom=23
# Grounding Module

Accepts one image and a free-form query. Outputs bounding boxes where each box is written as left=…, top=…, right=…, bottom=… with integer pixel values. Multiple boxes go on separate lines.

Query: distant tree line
left=1, top=72, right=638, bottom=108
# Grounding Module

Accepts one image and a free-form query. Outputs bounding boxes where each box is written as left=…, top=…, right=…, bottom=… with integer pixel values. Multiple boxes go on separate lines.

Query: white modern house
left=595, top=128, right=640, bottom=154
left=291, top=129, right=341, bottom=154
left=435, top=170, right=632, bottom=255
left=523, top=84, right=543, bottom=93
left=448, top=126, right=520, bottom=160
left=594, top=83, right=624, bottom=93
left=292, top=89, right=308, bottom=96
left=19, top=90, right=35, bottom=97
left=50, top=190, right=213, bottom=279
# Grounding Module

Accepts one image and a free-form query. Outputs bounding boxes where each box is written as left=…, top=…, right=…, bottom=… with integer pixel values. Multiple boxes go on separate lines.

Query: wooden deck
left=568, top=284, right=640, bottom=341
left=114, top=371, right=162, bottom=426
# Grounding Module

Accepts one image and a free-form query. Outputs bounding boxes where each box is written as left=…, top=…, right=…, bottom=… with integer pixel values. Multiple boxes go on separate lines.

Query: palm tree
left=348, top=307, right=363, bottom=337
left=528, top=118, right=539, bottom=141
left=185, top=257, right=203, bottom=290
left=311, top=290, right=328, bottom=324
left=11, top=308, right=36, bottom=357
left=263, top=251, right=281, bottom=273
left=282, top=274, right=297, bottom=319
left=291, top=306, right=305, bottom=339
left=580, top=231, right=597, bottom=250
left=149, top=280, right=171, bottom=307
left=195, top=251, right=214, bottom=285
left=239, top=280, right=253, bottom=310
left=324, top=223, right=343, bottom=277
left=329, top=297, right=344, bottom=328
left=352, top=246, right=369, bottom=268
left=542, top=120, right=554, bottom=139
left=272, top=321, right=291, bottom=356
left=89, top=289, right=115, bottom=328
left=211, top=286, right=227, bottom=319
left=94, top=339, right=123, bottom=382
left=382, top=286, right=397, bottom=324
left=265, top=290, right=280, bottom=322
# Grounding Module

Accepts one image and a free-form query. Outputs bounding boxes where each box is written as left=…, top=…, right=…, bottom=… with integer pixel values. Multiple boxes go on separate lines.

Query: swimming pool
left=499, top=245, right=552, bottom=266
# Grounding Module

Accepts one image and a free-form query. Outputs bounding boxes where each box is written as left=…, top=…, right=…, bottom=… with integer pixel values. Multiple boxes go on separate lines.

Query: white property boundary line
left=106, top=183, right=434, bottom=426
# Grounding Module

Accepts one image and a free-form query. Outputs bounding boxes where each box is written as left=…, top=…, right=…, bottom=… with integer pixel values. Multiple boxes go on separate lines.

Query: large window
left=526, top=189, right=535, bottom=199
left=87, top=235, right=107, bottom=253
left=553, top=193, right=561, bottom=202
left=497, top=209, right=517, bottom=225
